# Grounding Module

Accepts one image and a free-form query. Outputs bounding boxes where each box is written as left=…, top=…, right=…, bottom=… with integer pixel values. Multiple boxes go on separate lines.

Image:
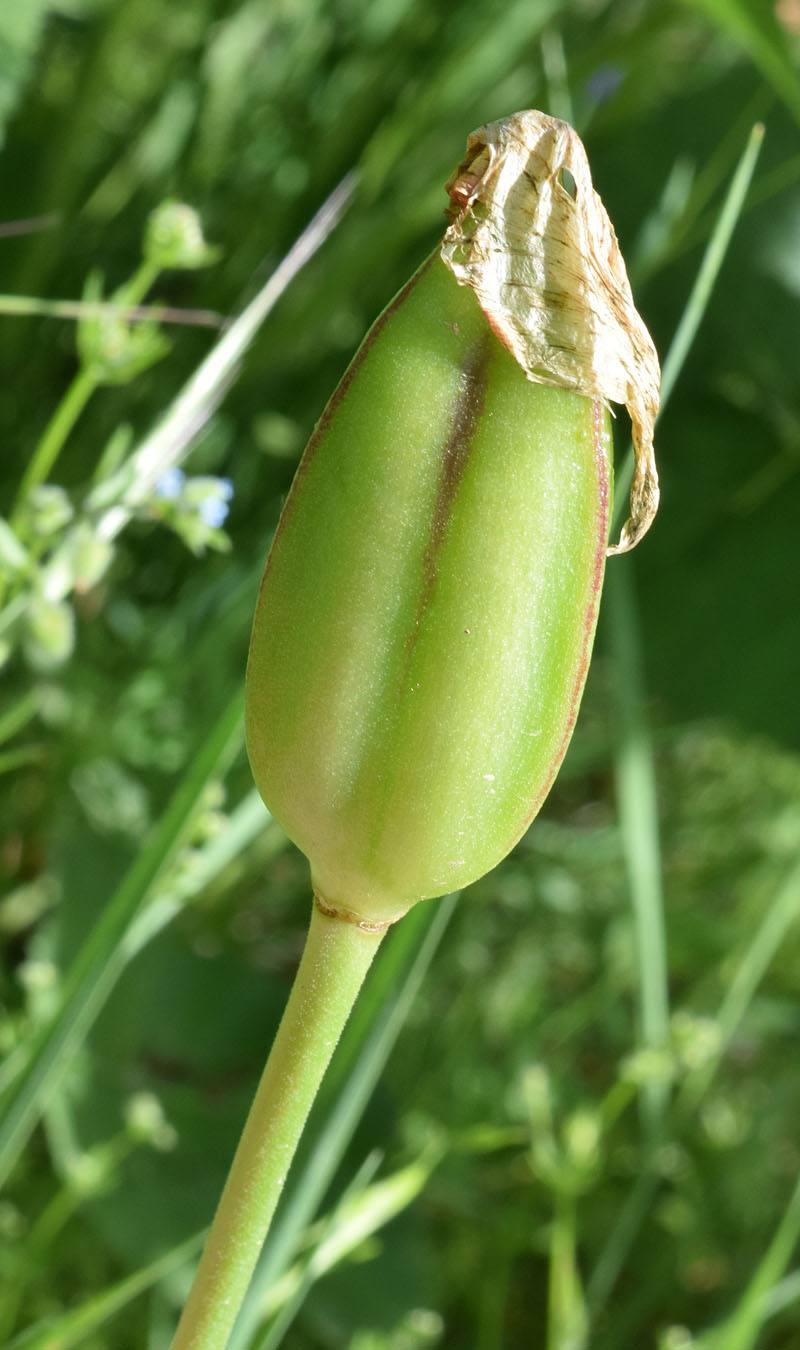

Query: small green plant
left=173, top=110, right=661, bottom=1349
left=0, top=201, right=229, bottom=672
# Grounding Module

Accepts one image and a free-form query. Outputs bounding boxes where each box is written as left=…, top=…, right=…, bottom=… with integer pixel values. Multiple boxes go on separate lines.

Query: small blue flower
left=199, top=497, right=230, bottom=529
left=217, top=478, right=235, bottom=501
left=156, top=467, right=186, bottom=500
left=585, top=65, right=623, bottom=106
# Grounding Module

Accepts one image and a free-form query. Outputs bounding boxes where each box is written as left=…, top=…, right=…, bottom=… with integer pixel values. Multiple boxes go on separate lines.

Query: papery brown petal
left=442, top=109, right=660, bottom=554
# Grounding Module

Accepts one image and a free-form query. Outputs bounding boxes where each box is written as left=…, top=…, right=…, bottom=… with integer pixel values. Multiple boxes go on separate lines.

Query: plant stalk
left=171, top=900, right=385, bottom=1350
left=13, top=366, right=97, bottom=519
left=11, top=257, right=161, bottom=526
left=548, top=1189, right=587, bottom=1350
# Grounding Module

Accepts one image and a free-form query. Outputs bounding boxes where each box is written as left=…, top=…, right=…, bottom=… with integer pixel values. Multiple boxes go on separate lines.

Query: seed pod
left=246, top=111, right=659, bottom=930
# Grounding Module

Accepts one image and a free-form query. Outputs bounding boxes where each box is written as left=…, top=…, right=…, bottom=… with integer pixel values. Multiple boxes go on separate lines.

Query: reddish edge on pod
left=246, top=255, right=613, bottom=926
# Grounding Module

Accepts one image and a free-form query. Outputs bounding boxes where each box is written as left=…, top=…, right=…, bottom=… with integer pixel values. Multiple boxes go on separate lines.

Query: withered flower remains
left=442, top=110, right=660, bottom=553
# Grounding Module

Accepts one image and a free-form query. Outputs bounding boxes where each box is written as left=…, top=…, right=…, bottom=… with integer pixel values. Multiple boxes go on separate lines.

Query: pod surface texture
left=246, top=255, right=612, bottom=926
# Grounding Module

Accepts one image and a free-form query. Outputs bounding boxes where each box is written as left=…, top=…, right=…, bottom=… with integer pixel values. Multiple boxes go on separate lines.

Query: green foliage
left=0, top=2, right=50, bottom=150
left=2, top=1, right=800, bottom=1347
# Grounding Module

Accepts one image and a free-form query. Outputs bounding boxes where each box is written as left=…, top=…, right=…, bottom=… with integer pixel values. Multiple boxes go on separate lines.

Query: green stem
left=0, top=292, right=218, bottom=326
left=13, top=365, right=97, bottom=517
left=118, top=258, right=160, bottom=308
left=705, top=1167, right=800, bottom=1350
left=10, top=258, right=160, bottom=525
left=606, top=560, right=669, bottom=1144
left=547, top=1190, right=587, bottom=1350
left=171, top=902, right=385, bottom=1350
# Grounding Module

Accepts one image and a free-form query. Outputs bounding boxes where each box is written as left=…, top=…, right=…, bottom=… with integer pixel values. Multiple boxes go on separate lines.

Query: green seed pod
left=246, top=111, right=660, bottom=930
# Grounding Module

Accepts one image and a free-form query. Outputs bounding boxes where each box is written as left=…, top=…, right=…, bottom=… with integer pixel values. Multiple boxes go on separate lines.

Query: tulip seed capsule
left=247, top=256, right=610, bottom=927
left=246, top=111, right=660, bottom=929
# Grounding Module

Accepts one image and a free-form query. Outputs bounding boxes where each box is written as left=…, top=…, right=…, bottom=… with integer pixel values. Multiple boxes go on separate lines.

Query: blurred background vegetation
left=1, top=0, right=800, bottom=1347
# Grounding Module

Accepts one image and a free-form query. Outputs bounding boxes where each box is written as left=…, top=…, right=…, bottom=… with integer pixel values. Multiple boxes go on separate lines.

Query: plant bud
left=246, top=112, right=659, bottom=929
left=143, top=201, right=220, bottom=272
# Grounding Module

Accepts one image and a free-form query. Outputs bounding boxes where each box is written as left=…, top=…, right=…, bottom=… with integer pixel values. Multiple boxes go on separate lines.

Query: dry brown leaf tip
left=441, top=109, right=660, bottom=554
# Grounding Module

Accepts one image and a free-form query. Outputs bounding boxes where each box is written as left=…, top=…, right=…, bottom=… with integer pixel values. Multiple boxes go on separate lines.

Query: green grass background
left=2, top=1, right=800, bottom=1347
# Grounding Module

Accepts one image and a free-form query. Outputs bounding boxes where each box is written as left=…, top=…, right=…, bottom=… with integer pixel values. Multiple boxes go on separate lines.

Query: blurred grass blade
left=0, top=745, right=43, bottom=775
left=637, top=90, right=771, bottom=277
left=658, top=121, right=764, bottom=408
left=679, top=853, right=800, bottom=1114
left=230, top=893, right=459, bottom=1349
left=591, top=826, right=800, bottom=1320
left=630, top=153, right=696, bottom=279
left=0, top=689, right=39, bottom=747
left=94, top=174, right=355, bottom=544
left=591, top=121, right=764, bottom=1317
left=696, top=1168, right=800, bottom=1350
left=0, top=3, right=50, bottom=148
left=540, top=26, right=573, bottom=124
left=359, top=0, right=564, bottom=195
left=682, top=0, right=800, bottom=126
left=606, top=560, right=669, bottom=1140
left=762, top=1267, right=800, bottom=1321
left=257, top=1152, right=439, bottom=1349
left=6, top=1229, right=204, bottom=1350
left=587, top=1169, right=659, bottom=1316
left=122, top=788, right=283, bottom=962
left=0, top=689, right=244, bottom=1189
left=0, top=213, right=59, bottom=239
left=258, top=1152, right=384, bottom=1349
left=0, top=293, right=223, bottom=326
left=613, top=121, right=764, bottom=531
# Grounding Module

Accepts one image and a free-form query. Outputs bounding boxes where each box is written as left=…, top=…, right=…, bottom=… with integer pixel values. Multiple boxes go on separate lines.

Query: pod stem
left=171, top=901, right=385, bottom=1350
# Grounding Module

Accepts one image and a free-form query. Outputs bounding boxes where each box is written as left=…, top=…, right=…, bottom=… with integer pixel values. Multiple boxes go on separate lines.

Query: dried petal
left=441, top=110, right=660, bottom=553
